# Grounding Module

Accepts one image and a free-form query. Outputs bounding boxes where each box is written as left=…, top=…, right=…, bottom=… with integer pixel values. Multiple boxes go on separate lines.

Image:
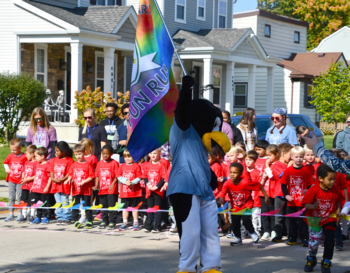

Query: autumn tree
left=311, top=61, right=350, bottom=134
left=257, top=0, right=350, bottom=50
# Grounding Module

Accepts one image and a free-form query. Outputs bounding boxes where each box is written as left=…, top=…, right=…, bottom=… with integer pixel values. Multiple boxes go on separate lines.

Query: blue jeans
left=335, top=224, right=343, bottom=246
left=54, top=193, right=71, bottom=221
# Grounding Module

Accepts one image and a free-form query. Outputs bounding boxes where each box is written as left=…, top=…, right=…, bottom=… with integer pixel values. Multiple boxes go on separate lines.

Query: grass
left=324, top=135, right=334, bottom=150
left=0, top=197, right=9, bottom=202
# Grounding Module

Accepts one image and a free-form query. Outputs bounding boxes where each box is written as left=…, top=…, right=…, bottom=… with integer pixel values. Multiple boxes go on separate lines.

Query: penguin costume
left=167, top=75, right=231, bottom=273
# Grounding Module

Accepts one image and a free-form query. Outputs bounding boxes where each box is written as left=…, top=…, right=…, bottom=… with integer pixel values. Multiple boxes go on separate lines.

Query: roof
left=23, top=0, right=133, bottom=34
left=277, top=52, right=346, bottom=78
left=233, top=9, right=309, bottom=28
left=173, top=28, right=251, bottom=50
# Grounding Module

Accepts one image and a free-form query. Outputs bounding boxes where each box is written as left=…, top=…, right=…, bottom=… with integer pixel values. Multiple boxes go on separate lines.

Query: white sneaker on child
left=251, top=232, right=260, bottom=244
left=230, top=237, right=242, bottom=246
left=261, top=232, right=270, bottom=241
left=271, top=231, right=277, bottom=239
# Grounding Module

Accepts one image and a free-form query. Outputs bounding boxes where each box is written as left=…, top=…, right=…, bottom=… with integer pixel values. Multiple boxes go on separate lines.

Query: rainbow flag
left=127, top=0, right=179, bottom=162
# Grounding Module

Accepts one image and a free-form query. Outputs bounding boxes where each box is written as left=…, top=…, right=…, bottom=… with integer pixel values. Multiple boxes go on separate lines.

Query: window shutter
left=90, top=0, right=97, bottom=5
left=116, top=0, right=122, bottom=5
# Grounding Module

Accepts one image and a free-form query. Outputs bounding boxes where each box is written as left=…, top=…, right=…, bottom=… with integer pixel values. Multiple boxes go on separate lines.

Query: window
left=265, top=24, right=271, bottom=38
left=197, top=0, right=205, bottom=21
left=213, top=68, right=221, bottom=105
left=34, top=44, right=47, bottom=86
left=218, top=0, right=227, bottom=28
left=289, top=117, right=308, bottom=128
left=173, top=64, right=183, bottom=92
left=294, top=31, right=300, bottom=43
left=92, top=0, right=122, bottom=5
left=95, top=52, right=104, bottom=91
left=175, top=0, right=186, bottom=23
left=304, top=83, right=314, bottom=108
left=96, top=0, right=105, bottom=5
left=234, top=83, right=247, bottom=107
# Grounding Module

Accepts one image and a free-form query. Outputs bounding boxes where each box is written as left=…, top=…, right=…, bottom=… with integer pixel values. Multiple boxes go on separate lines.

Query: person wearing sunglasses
left=334, top=113, right=350, bottom=156
left=112, top=104, right=129, bottom=164
left=265, top=108, right=299, bottom=146
left=78, top=108, right=107, bottom=161
left=25, top=107, right=57, bottom=161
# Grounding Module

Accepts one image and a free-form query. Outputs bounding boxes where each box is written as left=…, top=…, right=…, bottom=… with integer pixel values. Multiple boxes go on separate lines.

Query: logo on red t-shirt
left=54, top=164, right=66, bottom=179
left=290, top=176, right=304, bottom=200
left=33, top=169, right=44, bottom=190
left=313, top=199, right=334, bottom=218
left=100, top=169, right=112, bottom=190
left=24, top=165, right=34, bottom=178
left=147, top=171, right=159, bottom=186
left=11, top=163, right=23, bottom=179
left=230, top=191, right=246, bottom=207
left=73, top=169, right=86, bottom=190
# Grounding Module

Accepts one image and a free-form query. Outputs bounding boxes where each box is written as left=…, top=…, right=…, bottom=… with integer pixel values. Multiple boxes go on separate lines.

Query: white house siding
left=0, top=0, right=64, bottom=73
left=80, top=0, right=91, bottom=7
left=313, top=27, right=350, bottom=63
left=33, top=0, right=77, bottom=8
left=232, top=14, right=257, bottom=34
left=256, top=16, right=307, bottom=59
left=116, top=18, right=136, bottom=43
left=213, top=0, right=233, bottom=29
left=273, top=66, right=291, bottom=112
left=214, top=62, right=226, bottom=109
left=232, top=41, right=261, bottom=60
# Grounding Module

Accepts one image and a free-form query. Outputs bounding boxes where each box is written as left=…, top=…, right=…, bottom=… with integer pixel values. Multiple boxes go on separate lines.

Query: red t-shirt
left=255, top=157, right=267, bottom=172
left=281, top=166, right=314, bottom=207
left=32, top=162, right=52, bottom=194
left=139, top=162, right=148, bottom=190
left=248, top=168, right=262, bottom=207
left=221, top=162, right=230, bottom=178
left=143, top=161, right=167, bottom=198
left=95, top=160, right=119, bottom=195
left=4, top=153, right=28, bottom=184
left=21, top=160, right=37, bottom=190
left=68, top=162, right=95, bottom=196
left=268, top=161, right=288, bottom=197
left=85, top=154, right=98, bottom=170
left=160, top=158, right=170, bottom=170
left=259, top=161, right=277, bottom=198
left=165, top=166, right=171, bottom=183
left=219, top=178, right=260, bottom=209
left=50, top=157, right=74, bottom=194
left=211, top=162, right=223, bottom=199
left=117, top=163, right=143, bottom=198
left=302, top=183, right=344, bottom=226
left=303, top=162, right=321, bottom=181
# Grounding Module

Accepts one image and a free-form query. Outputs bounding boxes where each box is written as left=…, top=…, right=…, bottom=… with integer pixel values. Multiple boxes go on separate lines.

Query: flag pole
left=153, top=0, right=187, bottom=76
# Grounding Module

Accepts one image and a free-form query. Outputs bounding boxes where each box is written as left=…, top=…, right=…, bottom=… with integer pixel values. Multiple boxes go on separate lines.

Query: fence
left=320, top=122, right=346, bottom=131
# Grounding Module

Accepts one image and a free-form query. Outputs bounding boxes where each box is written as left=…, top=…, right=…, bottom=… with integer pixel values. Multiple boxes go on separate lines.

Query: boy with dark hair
left=254, top=140, right=269, bottom=172
left=302, top=164, right=344, bottom=273
left=100, top=102, right=124, bottom=147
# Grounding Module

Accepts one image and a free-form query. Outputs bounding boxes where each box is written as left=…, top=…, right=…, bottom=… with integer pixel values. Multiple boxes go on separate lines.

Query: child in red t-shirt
left=30, top=147, right=52, bottom=225
left=303, top=145, right=321, bottom=181
left=301, top=164, right=344, bottom=273
left=3, top=138, right=28, bottom=222
left=66, top=144, right=95, bottom=229
left=142, top=148, right=167, bottom=233
left=218, top=162, right=270, bottom=246
left=281, top=146, right=314, bottom=246
left=20, top=145, right=37, bottom=222
left=254, top=140, right=269, bottom=172
left=117, top=149, right=143, bottom=231
left=50, top=141, right=74, bottom=225
left=94, top=145, right=119, bottom=230
left=245, top=150, right=262, bottom=235
left=265, top=143, right=292, bottom=242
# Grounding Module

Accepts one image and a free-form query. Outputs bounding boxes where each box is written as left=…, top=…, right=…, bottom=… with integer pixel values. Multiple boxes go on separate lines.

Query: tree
left=311, top=61, right=350, bottom=134
left=0, top=72, right=47, bottom=142
left=257, top=0, right=350, bottom=50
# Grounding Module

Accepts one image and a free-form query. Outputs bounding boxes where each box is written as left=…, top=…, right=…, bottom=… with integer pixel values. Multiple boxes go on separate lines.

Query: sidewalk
left=0, top=180, right=8, bottom=198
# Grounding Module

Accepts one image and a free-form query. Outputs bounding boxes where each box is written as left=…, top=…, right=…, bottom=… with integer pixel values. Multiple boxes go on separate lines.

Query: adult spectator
left=99, top=103, right=124, bottom=148
left=265, top=108, right=299, bottom=145
left=112, top=104, right=129, bottom=164
left=78, top=108, right=107, bottom=160
left=335, top=113, right=350, bottom=155
left=26, top=107, right=57, bottom=161
left=236, top=107, right=258, bottom=151
left=222, top=110, right=243, bottom=145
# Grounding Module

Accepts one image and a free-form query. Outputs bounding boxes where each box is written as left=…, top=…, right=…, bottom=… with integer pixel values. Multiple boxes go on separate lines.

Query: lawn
left=324, top=135, right=334, bottom=150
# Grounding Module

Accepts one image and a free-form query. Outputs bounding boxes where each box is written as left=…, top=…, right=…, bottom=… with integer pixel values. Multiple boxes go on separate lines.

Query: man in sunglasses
left=99, top=103, right=124, bottom=149
left=112, top=104, right=129, bottom=164
left=334, top=113, right=350, bottom=156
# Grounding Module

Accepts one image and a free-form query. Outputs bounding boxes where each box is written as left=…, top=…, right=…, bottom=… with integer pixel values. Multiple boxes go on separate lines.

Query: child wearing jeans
left=3, top=138, right=28, bottom=222
left=302, top=164, right=344, bottom=273
left=50, top=141, right=74, bottom=225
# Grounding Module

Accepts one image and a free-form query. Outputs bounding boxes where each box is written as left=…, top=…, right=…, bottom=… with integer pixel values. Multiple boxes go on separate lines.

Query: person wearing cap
left=265, top=108, right=298, bottom=145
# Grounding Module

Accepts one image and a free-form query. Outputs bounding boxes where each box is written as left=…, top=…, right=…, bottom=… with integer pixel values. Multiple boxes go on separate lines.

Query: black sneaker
left=107, top=223, right=115, bottom=230
left=272, top=234, right=283, bottom=242
left=342, top=234, right=349, bottom=242
left=99, top=222, right=108, bottom=229
left=74, top=221, right=82, bottom=229
left=335, top=241, right=343, bottom=251
left=321, top=259, right=332, bottom=273
left=85, top=222, right=93, bottom=229
left=304, top=256, right=317, bottom=272
left=301, top=239, right=308, bottom=247
left=286, top=238, right=297, bottom=245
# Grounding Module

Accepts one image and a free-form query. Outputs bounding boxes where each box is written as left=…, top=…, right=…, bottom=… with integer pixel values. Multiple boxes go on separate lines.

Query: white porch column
left=203, top=58, right=213, bottom=101
left=247, top=64, right=256, bottom=108
left=70, top=42, right=83, bottom=122
left=103, top=47, right=116, bottom=94
left=266, top=67, right=275, bottom=113
left=225, top=61, right=235, bottom=112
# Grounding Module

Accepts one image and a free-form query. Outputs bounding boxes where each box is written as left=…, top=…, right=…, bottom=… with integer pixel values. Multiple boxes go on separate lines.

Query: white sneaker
left=271, top=231, right=277, bottom=239
left=230, top=237, right=242, bottom=246
left=251, top=232, right=260, bottom=244
left=226, top=232, right=235, bottom=239
left=261, top=232, right=270, bottom=241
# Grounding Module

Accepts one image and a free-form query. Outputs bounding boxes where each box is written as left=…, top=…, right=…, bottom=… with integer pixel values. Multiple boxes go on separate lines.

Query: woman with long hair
left=265, top=108, right=298, bottom=145
left=25, top=107, right=57, bottom=161
left=236, top=107, right=258, bottom=151
left=222, top=110, right=243, bottom=145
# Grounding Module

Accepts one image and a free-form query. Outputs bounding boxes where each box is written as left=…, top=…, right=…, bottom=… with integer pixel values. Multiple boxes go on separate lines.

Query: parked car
left=231, top=114, right=324, bottom=145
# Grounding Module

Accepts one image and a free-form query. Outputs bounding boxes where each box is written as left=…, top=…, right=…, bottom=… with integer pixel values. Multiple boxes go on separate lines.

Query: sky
left=233, top=0, right=258, bottom=13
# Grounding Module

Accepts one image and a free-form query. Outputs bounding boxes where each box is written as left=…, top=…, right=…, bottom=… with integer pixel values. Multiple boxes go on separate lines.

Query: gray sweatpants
left=8, top=182, right=22, bottom=213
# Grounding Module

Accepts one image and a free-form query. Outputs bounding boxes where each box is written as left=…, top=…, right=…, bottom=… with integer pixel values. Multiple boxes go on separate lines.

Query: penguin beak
left=202, top=131, right=231, bottom=154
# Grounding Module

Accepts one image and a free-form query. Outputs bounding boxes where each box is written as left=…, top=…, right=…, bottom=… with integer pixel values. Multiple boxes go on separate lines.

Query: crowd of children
left=3, top=136, right=350, bottom=273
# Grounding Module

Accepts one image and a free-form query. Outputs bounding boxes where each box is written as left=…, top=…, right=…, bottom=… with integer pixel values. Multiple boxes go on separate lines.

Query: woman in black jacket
left=222, top=110, right=243, bottom=145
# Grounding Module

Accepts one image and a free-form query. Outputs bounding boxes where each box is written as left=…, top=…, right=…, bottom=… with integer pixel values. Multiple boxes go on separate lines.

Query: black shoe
left=301, top=239, right=308, bottom=247
left=321, top=259, right=332, bottom=273
left=272, top=234, right=283, bottom=242
left=304, top=256, right=317, bottom=272
left=342, top=234, right=349, bottom=242
left=286, top=237, right=297, bottom=245
left=335, top=241, right=343, bottom=251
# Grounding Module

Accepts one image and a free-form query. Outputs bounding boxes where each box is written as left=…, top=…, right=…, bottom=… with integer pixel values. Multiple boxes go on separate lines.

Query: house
left=312, top=26, right=350, bottom=64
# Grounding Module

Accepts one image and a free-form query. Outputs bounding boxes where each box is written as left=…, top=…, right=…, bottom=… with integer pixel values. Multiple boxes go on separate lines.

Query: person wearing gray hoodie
left=335, top=113, right=350, bottom=155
